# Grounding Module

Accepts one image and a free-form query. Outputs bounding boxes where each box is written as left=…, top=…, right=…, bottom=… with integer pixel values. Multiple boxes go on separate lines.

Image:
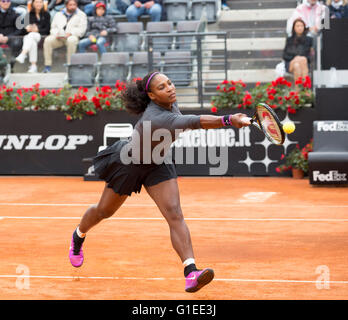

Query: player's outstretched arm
left=199, top=113, right=250, bottom=130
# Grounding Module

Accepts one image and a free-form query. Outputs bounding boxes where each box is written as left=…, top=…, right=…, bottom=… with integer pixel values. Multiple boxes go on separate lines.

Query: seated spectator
left=283, top=18, right=313, bottom=87
left=287, top=0, right=326, bottom=37
left=125, top=0, right=162, bottom=22
left=0, top=0, right=25, bottom=69
left=15, top=0, right=51, bottom=73
left=48, top=0, right=65, bottom=18
left=326, top=0, right=348, bottom=18
left=84, top=0, right=129, bottom=16
left=221, top=0, right=230, bottom=11
left=43, top=0, right=87, bottom=73
left=78, top=1, right=117, bottom=54
left=10, top=0, right=27, bottom=18
left=0, top=46, right=8, bottom=81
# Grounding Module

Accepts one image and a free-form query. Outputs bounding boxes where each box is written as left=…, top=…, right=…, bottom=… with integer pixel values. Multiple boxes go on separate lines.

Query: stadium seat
left=163, top=50, right=192, bottom=86
left=162, top=0, right=189, bottom=22
left=308, top=121, right=348, bottom=185
left=112, top=22, right=144, bottom=53
left=131, top=51, right=161, bottom=79
left=67, top=53, right=98, bottom=87
left=176, top=20, right=200, bottom=50
left=98, top=52, right=129, bottom=86
left=146, top=21, right=174, bottom=52
left=191, top=0, right=218, bottom=22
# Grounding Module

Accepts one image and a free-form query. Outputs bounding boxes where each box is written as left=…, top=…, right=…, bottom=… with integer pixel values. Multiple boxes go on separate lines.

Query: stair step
left=210, top=58, right=280, bottom=70
left=205, top=69, right=277, bottom=83
left=218, top=20, right=287, bottom=29
left=205, top=37, right=286, bottom=51
left=221, top=29, right=287, bottom=39
left=226, top=0, right=297, bottom=10
left=219, top=8, right=294, bottom=22
left=9, top=72, right=67, bottom=88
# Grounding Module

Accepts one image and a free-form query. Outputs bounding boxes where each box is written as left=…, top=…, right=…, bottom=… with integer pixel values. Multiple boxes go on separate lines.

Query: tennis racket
left=241, top=103, right=285, bottom=145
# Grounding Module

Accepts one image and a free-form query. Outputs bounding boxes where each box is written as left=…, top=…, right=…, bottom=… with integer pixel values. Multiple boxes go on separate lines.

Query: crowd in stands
left=0, top=0, right=347, bottom=84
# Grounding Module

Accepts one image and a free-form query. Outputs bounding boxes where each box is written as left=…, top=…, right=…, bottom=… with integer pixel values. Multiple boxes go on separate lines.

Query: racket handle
left=241, top=117, right=253, bottom=125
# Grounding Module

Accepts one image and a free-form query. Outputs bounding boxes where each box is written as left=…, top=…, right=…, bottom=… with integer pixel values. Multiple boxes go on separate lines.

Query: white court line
left=1, top=216, right=348, bottom=222
left=0, top=202, right=348, bottom=208
left=0, top=274, right=347, bottom=285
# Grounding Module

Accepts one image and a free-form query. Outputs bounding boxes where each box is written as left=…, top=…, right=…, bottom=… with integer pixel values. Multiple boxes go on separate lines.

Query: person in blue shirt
left=326, top=0, right=348, bottom=18
left=125, top=0, right=161, bottom=22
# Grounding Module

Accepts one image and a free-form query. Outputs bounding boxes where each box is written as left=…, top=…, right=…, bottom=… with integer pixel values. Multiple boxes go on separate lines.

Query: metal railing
left=145, top=31, right=228, bottom=108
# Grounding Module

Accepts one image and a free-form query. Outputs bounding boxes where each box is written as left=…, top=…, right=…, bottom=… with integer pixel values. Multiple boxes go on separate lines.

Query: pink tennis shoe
left=185, top=268, right=214, bottom=292
left=69, top=232, right=84, bottom=268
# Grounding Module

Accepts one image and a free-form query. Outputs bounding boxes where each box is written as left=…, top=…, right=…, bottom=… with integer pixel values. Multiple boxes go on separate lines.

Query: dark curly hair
left=120, top=71, right=160, bottom=115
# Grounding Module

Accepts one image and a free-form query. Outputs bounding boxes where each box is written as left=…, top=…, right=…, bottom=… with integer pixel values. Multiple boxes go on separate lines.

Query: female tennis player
left=68, top=71, right=250, bottom=293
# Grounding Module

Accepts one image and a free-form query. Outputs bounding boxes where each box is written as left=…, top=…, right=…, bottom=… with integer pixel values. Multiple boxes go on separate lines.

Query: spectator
left=0, top=0, right=25, bottom=69
left=125, top=0, right=162, bottom=22
left=43, top=0, right=87, bottom=73
left=0, top=46, right=8, bottom=81
left=283, top=18, right=313, bottom=87
left=11, top=0, right=27, bottom=18
left=286, top=0, right=326, bottom=37
left=84, top=0, right=129, bottom=16
left=326, top=0, right=348, bottom=18
left=221, top=0, right=230, bottom=11
left=48, top=0, right=65, bottom=18
left=78, top=1, right=117, bottom=54
left=15, top=0, right=51, bottom=73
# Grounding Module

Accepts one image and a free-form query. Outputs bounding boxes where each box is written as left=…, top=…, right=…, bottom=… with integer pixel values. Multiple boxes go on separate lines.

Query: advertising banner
left=0, top=108, right=317, bottom=176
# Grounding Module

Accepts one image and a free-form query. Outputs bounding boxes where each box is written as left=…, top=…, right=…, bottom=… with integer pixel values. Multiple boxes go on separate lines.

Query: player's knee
left=164, top=203, right=184, bottom=223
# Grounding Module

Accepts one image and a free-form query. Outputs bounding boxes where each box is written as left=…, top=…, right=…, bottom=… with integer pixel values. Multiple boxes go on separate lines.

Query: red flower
left=255, top=81, right=261, bottom=87
left=211, top=106, right=217, bottom=113
left=86, top=110, right=95, bottom=115
left=287, top=106, right=296, bottom=114
left=216, top=85, right=221, bottom=90
left=295, top=77, right=303, bottom=85
left=31, top=94, right=37, bottom=101
left=66, top=115, right=72, bottom=121
left=276, top=167, right=281, bottom=173
left=268, top=94, right=275, bottom=100
left=222, top=80, right=229, bottom=84
left=105, top=100, right=111, bottom=107
left=280, top=154, right=285, bottom=160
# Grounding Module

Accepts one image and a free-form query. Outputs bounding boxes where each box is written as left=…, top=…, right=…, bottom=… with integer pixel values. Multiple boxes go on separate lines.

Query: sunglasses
left=0, top=0, right=12, bottom=3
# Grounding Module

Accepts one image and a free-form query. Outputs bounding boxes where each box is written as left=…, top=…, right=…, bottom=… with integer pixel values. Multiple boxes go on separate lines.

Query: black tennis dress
left=93, top=101, right=202, bottom=196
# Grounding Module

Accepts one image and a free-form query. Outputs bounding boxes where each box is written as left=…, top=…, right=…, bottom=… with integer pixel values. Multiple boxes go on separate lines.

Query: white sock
left=183, top=258, right=195, bottom=267
left=76, top=226, right=86, bottom=238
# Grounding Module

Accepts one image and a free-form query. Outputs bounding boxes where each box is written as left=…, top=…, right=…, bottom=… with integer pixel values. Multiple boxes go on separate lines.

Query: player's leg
left=145, top=178, right=214, bottom=292
left=69, top=184, right=128, bottom=267
left=79, top=184, right=128, bottom=233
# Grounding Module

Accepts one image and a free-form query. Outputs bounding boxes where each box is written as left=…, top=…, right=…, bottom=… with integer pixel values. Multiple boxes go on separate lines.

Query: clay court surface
left=0, top=176, right=347, bottom=300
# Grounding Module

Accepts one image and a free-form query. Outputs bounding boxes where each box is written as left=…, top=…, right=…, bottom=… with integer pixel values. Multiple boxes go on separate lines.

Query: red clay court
left=0, top=176, right=347, bottom=299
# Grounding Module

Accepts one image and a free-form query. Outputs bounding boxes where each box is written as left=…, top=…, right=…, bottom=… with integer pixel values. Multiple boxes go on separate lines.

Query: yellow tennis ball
left=283, top=121, right=295, bottom=134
